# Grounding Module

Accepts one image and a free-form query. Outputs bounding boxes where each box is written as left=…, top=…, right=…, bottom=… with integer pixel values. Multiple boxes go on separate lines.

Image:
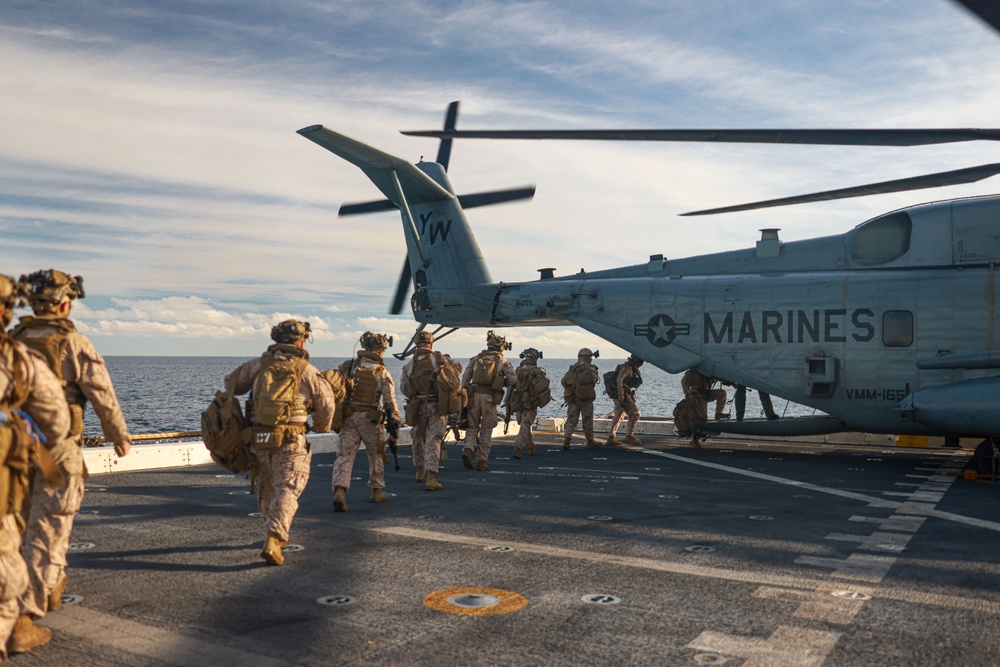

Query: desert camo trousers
left=564, top=400, right=595, bottom=440
left=254, top=436, right=311, bottom=543
left=463, top=391, right=500, bottom=464
left=19, top=464, right=85, bottom=620
left=514, top=407, right=537, bottom=450
left=1, top=516, right=28, bottom=662
left=412, top=400, right=447, bottom=474
left=609, top=396, right=641, bottom=438
left=333, top=411, right=385, bottom=490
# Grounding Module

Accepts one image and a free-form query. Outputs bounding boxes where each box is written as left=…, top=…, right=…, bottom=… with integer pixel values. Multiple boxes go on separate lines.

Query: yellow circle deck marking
left=424, top=587, right=528, bottom=616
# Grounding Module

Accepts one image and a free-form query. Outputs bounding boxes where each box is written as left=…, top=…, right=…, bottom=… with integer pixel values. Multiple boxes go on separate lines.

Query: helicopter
left=297, top=0, right=1000, bottom=453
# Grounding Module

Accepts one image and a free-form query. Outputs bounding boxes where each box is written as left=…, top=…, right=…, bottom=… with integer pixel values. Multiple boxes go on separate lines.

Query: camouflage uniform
left=461, top=343, right=515, bottom=469
left=228, top=343, right=334, bottom=546
left=333, top=349, right=400, bottom=498
left=681, top=369, right=729, bottom=420
left=508, top=349, right=545, bottom=458
left=12, top=305, right=131, bottom=626
left=401, top=346, right=450, bottom=482
left=1, top=275, right=70, bottom=659
left=609, top=357, right=643, bottom=445
left=562, top=350, right=600, bottom=448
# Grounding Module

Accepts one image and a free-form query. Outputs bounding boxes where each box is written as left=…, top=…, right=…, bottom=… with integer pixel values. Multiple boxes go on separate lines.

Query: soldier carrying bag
left=201, top=371, right=253, bottom=474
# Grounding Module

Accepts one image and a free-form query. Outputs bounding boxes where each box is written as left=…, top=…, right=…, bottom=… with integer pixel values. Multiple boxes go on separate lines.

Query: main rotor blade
left=436, top=101, right=459, bottom=171
left=340, top=186, right=535, bottom=217
left=390, top=258, right=412, bottom=315
left=681, top=162, right=1000, bottom=216
left=403, top=127, right=1000, bottom=146
left=954, top=0, right=1000, bottom=35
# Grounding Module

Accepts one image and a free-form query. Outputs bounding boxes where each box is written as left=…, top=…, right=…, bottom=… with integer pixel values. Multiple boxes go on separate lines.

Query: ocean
left=88, top=356, right=820, bottom=438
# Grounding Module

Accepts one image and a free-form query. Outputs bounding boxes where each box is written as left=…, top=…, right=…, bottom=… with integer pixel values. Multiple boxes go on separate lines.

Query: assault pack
left=509, top=365, right=551, bottom=412
left=672, top=397, right=706, bottom=437
left=402, top=352, right=467, bottom=422
left=201, top=372, right=253, bottom=473
left=563, top=361, right=597, bottom=402
left=10, top=317, right=87, bottom=436
left=470, top=352, right=507, bottom=402
left=604, top=363, right=643, bottom=400
left=321, top=369, right=348, bottom=433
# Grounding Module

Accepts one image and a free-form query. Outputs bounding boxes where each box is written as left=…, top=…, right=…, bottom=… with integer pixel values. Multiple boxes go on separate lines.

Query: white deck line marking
left=43, top=606, right=290, bottom=667
left=373, top=526, right=1000, bottom=614
left=640, top=449, right=1000, bottom=532
left=687, top=625, right=841, bottom=667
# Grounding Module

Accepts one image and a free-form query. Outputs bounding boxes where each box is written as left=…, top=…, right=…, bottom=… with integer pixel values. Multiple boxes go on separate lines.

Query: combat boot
left=7, top=614, right=52, bottom=654
left=333, top=486, right=348, bottom=513
left=261, top=532, right=284, bottom=566
left=370, top=488, right=388, bottom=503
left=512, top=447, right=523, bottom=459
left=586, top=439, right=601, bottom=448
left=425, top=471, right=443, bottom=491
left=415, top=467, right=426, bottom=482
left=48, top=572, right=68, bottom=612
left=624, top=434, right=642, bottom=445
left=476, top=461, right=490, bottom=471
left=607, top=435, right=623, bottom=447
left=462, top=448, right=474, bottom=469
left=528, top=444, right=537, bottom=456
left=563, top=436, right=572, bottom=450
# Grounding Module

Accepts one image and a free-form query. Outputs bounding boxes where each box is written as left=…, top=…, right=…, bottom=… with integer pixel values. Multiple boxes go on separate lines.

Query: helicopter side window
left=882, top=310, right=913, bottom=347
left=851, top=212, right=912, bottom=263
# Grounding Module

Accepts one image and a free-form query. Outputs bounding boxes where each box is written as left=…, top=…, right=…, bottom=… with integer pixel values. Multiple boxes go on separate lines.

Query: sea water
left=87, top=356, right=819, bottom=437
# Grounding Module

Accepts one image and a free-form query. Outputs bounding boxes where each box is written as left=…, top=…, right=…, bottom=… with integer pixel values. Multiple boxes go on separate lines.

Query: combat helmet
left=414, top=331, right=434, bottom=347
left=271, top=319, right=311, bottom=344
left=578, top=347, right=600, bottom=359
left=0, top=274, right=26, bottom=329
left=486, top=330, right=512, bottom=351
left=360, top=331, right=393, bottom=352
left=628, top=354, right=644, bottom=367
left=519, top=347, right=542, bottom=361
left=20, top=269, right=84, bottom=306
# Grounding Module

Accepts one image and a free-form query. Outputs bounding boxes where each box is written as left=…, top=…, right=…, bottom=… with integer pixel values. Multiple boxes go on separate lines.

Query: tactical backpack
left=201, top=372, right=253, bottom=473
left=322, top=369, right=348, bottom=433
left=564, top=361, right=597, bottom=402
left=672, top=397, right=706, bottom=437
left=435, top=356, right=467, bottom=416
left=471, top=352, right=507, bottom=401
left=11, top=317, right=86, bottom=436
left=251, top=353, right=310, bottom=451
left=510, top=365, right=551, bottom=411
left=603, top=366, right=622, bottom=400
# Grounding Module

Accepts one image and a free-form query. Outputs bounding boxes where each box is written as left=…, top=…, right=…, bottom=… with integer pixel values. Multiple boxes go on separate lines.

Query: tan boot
left=7, top=614, right=52, bottom=654
left=476, top=461, right=490, bottom=471
left=48, top=572, right=68, bottom=612
left=462, top=448, right=474, bottom=469
left=333, top=486, right=348, bottom=513
left=586, top=439, right=601, bottom=448
left=512, top=447, right=523, bottom=459
left=607, top=435, right=623, bottom=447
left=370, top=488, right=388, bottom=503
left=563, top=437, right=572, bottom=450
left=415, top=467, right=426, bottom=482
left=528, top=444, right=537, bottom=455
left=261, top=532, right=284, bottom=566
left=624, top=434, right=642, bottom=445
left=425, top=471, right=443, bottom=491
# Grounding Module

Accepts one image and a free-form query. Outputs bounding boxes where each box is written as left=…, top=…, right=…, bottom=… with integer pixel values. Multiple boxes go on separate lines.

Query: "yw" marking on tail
left=419, top=213, right=453, bottom=245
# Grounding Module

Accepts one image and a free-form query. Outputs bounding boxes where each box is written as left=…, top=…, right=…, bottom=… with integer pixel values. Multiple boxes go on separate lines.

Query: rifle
left=384, top=409, right=401, bottom=471
left=503, top=405, right=512, bottom=435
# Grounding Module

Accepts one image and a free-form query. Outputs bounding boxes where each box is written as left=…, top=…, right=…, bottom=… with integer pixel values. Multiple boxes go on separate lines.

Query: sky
left=2, top=0, right=999, bottom=358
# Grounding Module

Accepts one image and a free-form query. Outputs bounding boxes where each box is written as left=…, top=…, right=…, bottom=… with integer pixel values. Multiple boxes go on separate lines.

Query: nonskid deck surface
left=15, top=434, right=1000, bottom=667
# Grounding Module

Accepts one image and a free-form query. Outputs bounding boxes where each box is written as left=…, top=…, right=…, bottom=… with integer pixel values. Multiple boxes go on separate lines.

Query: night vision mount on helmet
left=360, top=331, right=393, bottom=352
left=271, top=320, right=311, bottom=344
left=20, top=269, right=84, bottom=305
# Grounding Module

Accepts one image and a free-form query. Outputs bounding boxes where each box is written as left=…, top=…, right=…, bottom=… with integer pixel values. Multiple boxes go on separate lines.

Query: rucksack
left=322, top=369, right=348, bottom=433
left=672, top=397, right=706, bottom=437
left=603, top=366, right=622, bottom=399
left=201, top=372, right=253, bottom=473
left=564, top=362, right=597, bottom=402
left=435, top=356, right=467, bottom=416
left=251, top=353, right=310, bottom=450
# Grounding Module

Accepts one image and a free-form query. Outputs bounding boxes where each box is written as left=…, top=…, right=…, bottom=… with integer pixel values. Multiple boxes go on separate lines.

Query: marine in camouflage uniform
left=681, top=369, right=729, bottom=421
left=461, top=331, right=516, bottom=471
left=507, top=348, right=544, bottom=459
left=227, top=319, right=334, bottom=565
left=608, top=354, right=644, bottom=446
left=332, top=332, right=400, bottom=512
left=10, top=270, right=131, bottom=646
left=400, top=332, right=454, bottom=491
left=0, top=274, right=70, bottom=660
left=561, top=348, right=601, bottom=449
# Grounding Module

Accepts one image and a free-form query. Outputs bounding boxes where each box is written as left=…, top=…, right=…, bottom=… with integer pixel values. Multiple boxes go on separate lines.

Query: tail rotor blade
left=390, top=258, right=413, bottom=314
left=435, top=101, right=460, bottom=171
left=458, top=186, right=535, bottom=209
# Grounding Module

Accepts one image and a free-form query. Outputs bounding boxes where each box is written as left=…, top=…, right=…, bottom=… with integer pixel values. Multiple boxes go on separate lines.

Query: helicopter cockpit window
left=883, top=310, right=913, bottom=347
left=851, top=211, right=912, bottom=263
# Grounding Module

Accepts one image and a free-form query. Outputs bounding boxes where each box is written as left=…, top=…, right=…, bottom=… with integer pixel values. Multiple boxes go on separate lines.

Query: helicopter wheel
left=970, top=437, right=1000, bottom=477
